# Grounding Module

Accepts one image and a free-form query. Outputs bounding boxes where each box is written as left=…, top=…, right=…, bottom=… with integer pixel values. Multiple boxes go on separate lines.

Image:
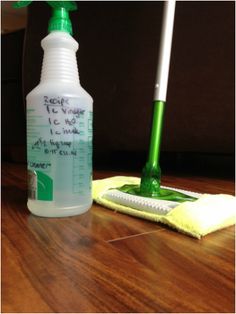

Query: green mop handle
left=140, top=1, right=176, bottom=196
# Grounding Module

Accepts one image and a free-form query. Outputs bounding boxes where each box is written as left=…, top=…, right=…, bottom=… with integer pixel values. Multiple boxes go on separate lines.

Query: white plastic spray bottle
left=14, top=1, right=93, bottom=217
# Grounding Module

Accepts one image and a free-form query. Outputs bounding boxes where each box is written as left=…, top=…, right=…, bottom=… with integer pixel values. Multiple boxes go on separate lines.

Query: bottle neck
left=40, top=47, right=80, bottom=84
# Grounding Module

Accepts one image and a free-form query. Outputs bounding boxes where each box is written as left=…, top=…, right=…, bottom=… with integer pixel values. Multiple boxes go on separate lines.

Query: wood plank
left=162, top=174, right=235, bottom=195
left=1, top=179, right=177, bottom=312
left=2, top=163, right=235, bottom=312
left=110, top=226, right=235, bottom=313
left=2, top=234, right=53, bottom=313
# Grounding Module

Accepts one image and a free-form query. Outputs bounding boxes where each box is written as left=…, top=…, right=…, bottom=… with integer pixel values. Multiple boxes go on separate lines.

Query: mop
left=93, top=1, right=236, bottom=238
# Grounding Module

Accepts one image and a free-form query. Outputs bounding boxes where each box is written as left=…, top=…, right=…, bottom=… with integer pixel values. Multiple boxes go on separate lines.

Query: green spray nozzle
left=14, top=1, right=77, bottom=35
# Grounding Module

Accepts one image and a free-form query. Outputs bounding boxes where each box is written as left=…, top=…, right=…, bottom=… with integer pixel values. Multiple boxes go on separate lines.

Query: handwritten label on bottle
left=44, top=96, right=85, bottom=136
left=28, top=96, right=90, bottom=157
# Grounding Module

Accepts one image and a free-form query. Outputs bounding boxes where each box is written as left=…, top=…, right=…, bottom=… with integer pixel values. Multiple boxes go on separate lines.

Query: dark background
left=2, top=1, right=235, bottom=178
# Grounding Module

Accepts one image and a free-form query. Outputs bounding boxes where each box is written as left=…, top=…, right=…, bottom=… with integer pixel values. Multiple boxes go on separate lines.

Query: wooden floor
left=2, top=162, right=235, bottom=313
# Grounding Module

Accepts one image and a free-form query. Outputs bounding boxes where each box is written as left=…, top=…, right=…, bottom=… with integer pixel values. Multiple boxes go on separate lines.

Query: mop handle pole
left=154, top=0, right=176, bottom=102
left=141, top=1, right=177, bottom=196
left=148, top=1, right=176, bottom=166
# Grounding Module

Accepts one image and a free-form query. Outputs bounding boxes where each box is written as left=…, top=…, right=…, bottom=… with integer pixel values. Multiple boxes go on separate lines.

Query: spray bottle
left=14, top=1, right=93, bottom=217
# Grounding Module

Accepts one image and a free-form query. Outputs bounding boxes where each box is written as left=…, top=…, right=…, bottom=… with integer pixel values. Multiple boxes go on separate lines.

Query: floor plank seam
left=106, top=229, right=165, bottom=243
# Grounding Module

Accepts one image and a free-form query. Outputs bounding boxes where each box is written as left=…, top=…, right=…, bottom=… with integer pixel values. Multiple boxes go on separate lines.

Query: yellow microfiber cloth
left=92, top=176, right=236, bottom=239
